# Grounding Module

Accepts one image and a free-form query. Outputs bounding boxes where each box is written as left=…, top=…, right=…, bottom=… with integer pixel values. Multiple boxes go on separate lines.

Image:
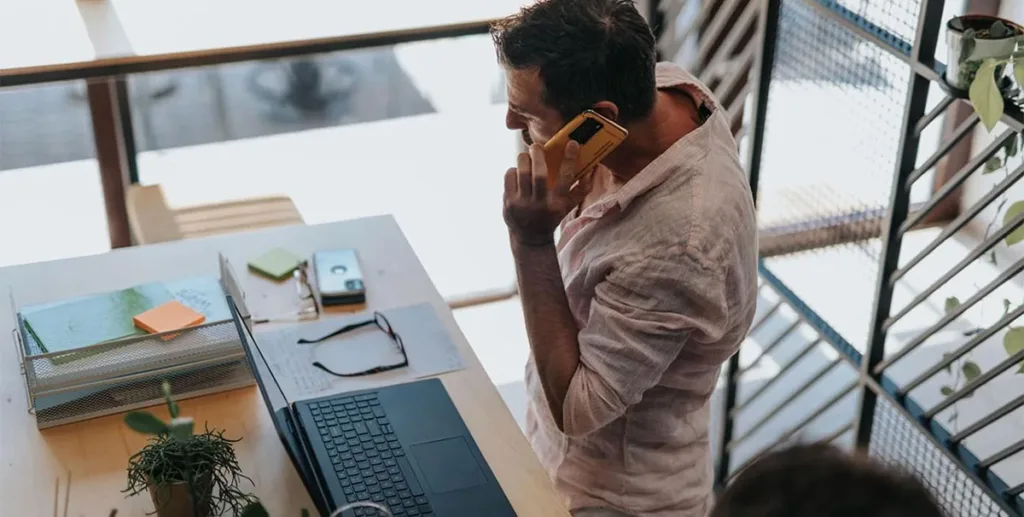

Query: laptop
left=228, top=297, right=517, bottom=517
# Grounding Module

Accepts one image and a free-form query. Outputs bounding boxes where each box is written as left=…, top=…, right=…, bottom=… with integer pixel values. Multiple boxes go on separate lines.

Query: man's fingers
left=516, top=152, right=533, bottom=195
left=549, top=140, right=582, bottom=197
left=504, top=167, right=518, bottom=199
left=531, top=167, right=548, bottom=200
left=527, top=144, right=549, bottom=196
left=559, top=141, right=581, bottom=185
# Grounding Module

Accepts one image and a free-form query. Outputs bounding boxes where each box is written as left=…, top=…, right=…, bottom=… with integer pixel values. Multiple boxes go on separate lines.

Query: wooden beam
left=86, top=78, right=133, bottom=249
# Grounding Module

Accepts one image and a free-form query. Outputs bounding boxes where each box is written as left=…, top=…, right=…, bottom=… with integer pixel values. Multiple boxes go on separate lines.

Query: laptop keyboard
left=311, top=393, right=435, bottom=517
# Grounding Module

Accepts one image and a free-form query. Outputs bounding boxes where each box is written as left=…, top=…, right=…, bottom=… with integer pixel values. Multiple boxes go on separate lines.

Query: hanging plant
left=945, top=15, right=1024, bottom=131
left=936, top=16, right=1024, bottom=418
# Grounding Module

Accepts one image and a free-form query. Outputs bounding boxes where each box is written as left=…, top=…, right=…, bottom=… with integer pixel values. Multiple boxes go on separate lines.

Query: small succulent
left=124, top=381, right=195, bottom=441
left=123, top=382, right=258, bottom=516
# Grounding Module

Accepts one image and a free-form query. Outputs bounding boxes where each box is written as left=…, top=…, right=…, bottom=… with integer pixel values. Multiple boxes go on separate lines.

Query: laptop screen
left=228, top=296, right=330, bottom=514
left=228, top=296, right=289, bottom=412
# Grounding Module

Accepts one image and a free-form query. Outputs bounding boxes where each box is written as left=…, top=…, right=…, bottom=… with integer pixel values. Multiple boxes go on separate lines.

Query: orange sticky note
left=133, top=301, right=205, bottom=341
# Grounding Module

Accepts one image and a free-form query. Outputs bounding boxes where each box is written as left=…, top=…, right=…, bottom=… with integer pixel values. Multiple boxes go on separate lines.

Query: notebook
left=22, top=283, right=175, bottom=361
left=165, top=276, right=233, bottom=324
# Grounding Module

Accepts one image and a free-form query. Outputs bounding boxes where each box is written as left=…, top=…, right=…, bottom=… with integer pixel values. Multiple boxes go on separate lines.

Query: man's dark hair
left=491, top=0, right=658, bottom=123
left=710, top=443, right=948, bottom=517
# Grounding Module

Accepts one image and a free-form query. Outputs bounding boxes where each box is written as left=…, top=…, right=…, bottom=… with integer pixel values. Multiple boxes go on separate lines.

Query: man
left=710, top=443, right=948, bottom=517
left=491, top=1, right=758, bottom=516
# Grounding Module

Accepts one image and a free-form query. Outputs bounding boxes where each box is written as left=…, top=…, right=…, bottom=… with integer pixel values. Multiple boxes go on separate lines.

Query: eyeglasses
left=254, top=261, right=320, bottom=324
left=294, top=261, right=321, bottom=319
left=298, top=311, right=408, bottom=377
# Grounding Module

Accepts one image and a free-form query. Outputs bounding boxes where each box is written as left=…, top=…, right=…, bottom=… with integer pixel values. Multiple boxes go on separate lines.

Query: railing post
left=713, top=0, right=780, bottom=487
left=853, top=0, right=946, bottom=448
left=86, top=77, right=139, bottom=248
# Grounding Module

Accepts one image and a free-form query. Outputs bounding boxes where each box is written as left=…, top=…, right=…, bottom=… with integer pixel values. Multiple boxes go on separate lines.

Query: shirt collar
left=573, top=62, right=720, bottom=217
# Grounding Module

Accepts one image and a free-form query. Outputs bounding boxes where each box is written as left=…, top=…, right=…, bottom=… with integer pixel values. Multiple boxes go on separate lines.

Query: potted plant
left=946, top=15, right=1023, bottom=90
left=123, top=382, right=258, bottom=517
left=945, top=15, right=1024, bottom=131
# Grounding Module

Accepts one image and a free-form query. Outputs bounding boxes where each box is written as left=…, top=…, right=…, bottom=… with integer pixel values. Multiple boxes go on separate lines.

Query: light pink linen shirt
left=524, top=63, right=759, bottom=517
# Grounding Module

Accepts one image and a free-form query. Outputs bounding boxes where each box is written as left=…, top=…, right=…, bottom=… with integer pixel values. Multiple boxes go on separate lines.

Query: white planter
left=945, top=15, right=1023, bottom=90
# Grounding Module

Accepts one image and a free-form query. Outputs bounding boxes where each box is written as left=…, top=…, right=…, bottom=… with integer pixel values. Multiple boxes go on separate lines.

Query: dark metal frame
left=853, top=0, right=946, bottom=449
left=710, top=0, right=1024, bottom=514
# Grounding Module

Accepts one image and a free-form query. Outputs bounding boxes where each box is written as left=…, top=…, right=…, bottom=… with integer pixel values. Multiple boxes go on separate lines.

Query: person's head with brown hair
left=490, top=0, right=658, bottom=149
left=710, top=443, right=947, bottom=517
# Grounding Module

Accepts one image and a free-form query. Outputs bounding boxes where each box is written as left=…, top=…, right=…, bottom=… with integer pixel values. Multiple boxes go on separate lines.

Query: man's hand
left=503, top=141, right=583, bottom=246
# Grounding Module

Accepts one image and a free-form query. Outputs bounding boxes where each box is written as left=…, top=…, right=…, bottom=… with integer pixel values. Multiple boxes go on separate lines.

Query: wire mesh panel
left=718, top=276, right=860, bottom=479
left=869, top=398, right=1011, bottom=517
left=754, top=0, right=916, bottom=356
left=758, top=0, right=908, bottom=242
left=714, top=0, right=1024, bottom=513
left=719, top=265, right=1023, bottom=513
left=34, top=358, right=254, bottom=429
left=827, top=0, right=921, bottom=52
left=871, top=132, right=1024, bottom=513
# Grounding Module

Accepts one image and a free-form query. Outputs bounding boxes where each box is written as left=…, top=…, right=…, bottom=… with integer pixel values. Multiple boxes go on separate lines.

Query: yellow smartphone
left=543, top=109, right=628, bottom=189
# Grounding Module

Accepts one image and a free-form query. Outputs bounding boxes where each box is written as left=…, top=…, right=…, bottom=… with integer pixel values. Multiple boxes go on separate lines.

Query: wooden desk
left=0, top=215, right=567, bottom=516
left=0, top=0, right=530, bottom=86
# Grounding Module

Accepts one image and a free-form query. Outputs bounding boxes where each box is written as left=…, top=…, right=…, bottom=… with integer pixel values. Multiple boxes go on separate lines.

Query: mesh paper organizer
left=10, top=254, right=257, bottom=429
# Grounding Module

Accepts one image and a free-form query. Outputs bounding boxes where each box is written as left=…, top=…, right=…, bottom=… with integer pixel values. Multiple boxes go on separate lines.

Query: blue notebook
left=21, top=277, right=232, bottom=366
left=22, top=283, right=175, bottom=361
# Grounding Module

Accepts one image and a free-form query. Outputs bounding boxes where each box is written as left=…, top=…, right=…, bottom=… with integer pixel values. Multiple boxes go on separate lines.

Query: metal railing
left=700, top=0, right=1024, bottom=515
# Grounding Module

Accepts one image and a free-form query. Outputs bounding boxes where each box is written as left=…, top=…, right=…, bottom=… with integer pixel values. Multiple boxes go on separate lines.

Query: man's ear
left=590, top=101, right=620, bottom=122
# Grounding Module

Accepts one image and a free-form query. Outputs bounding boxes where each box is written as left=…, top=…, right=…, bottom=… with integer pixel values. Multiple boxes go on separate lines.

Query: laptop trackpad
left=410, top=437, right=486, bottom=493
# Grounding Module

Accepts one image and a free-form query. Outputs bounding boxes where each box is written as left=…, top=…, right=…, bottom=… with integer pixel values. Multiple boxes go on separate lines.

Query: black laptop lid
left=228, top=296, right=330, bottom=515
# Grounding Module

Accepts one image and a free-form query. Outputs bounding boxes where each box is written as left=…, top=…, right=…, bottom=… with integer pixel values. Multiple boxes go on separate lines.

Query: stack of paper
left=21, top=276, right=241, bottom=396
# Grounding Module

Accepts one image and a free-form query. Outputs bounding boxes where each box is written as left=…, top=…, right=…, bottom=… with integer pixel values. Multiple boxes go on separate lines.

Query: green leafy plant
left=939, top=295, right=1024, bottom=429
left=948, top=16, right=1024, bottom=132
left=936, top=18, right=1024, bottom=422
left=947, top=16, right=1024, bottom=264
left=123, top=381, right=259, bottom=516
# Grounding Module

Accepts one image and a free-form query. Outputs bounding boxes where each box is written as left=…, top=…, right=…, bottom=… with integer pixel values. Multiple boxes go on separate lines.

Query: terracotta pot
left=147, top=476, right=213, bottom=517
left=945, top=15, right=1024, bottom=90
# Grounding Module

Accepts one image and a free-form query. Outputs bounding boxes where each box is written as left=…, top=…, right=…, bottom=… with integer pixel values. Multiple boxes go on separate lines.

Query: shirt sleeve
left=561, top=251, right=730, bottom=437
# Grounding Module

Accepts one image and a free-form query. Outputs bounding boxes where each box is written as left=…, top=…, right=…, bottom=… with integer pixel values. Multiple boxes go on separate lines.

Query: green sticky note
left=248, top=248, right=302, bottom=280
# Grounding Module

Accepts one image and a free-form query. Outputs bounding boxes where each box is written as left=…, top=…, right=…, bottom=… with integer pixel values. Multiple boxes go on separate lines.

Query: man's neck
left=604, top=89, right=704, bottom=182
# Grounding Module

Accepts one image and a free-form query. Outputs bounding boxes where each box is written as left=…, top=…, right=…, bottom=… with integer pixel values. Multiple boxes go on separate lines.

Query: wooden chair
left=126, top=184, right=305, bottom=245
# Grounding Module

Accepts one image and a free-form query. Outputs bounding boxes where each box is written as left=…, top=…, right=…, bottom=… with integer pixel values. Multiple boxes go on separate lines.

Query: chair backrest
left=126, top=184, right=305, bottom=245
